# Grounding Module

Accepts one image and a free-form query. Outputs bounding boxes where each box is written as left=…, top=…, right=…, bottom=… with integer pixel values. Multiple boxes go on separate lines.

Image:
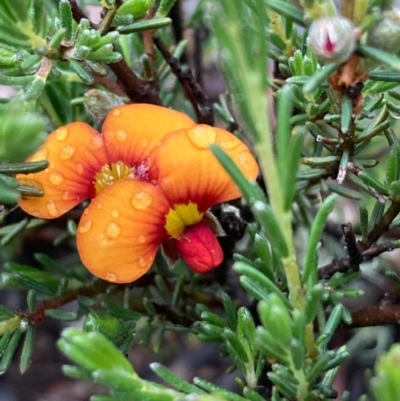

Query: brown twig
left=153, top=36, right=214, bottom=125
left=348, top=304, right=400, bottom=328
left=69, top=0, right=97, bottom=28
left=318, top=241, right=397, bottom=279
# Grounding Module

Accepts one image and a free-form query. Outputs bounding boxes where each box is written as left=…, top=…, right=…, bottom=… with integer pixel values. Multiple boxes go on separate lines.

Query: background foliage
left=2, top=0, right=400, bottom=400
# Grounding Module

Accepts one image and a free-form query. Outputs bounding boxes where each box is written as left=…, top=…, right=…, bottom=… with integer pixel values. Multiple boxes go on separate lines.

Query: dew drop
left=106, top=222, right=121, bottom=239
left=76, top=163, right=84, bottom=175
left=89, top=136, right=104, bottom=150
left=116, top=129, right=127, bottom=142
left=62, top=191, right=70, bottom=200
left=47, top=200, right=59, bottom=217
left=238, top=150, right=253, bottom=171
left=97, top=202, right=103, bottom=210
left=78, top=219, right=92, bottom=233
left=221, top=139, right=239, bottom=150
left=187, top=125, right=216, bottom=149
left=83, top=208, right=89, bottom=215
left=112, top=108, right=122, bottom=117
left=105, top=272, right=118, bottom=282
left=138, top=234, right=146, bottom=243
left=49, top=171, right=64, bottom=185
left=60, top=145, right=76, bottom=160
left=140, top=139, right=149, bottom=148
left=131, top=191, right=153, bottom=209
left=111, top=208, right=119, bottom=218
left=31, top=148, right=49, bottom=161
left=56, top=127, right=69, bottom=141
left=138, top=256, right=147, bottom=267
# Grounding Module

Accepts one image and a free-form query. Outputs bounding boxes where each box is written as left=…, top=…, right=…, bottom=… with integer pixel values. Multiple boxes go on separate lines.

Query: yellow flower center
left=94, top=162, right=135, bottom=194
left=165, top=202, right=203, bottom=239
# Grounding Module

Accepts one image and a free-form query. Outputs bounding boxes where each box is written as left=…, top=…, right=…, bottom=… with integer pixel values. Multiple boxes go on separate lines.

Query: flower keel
left=173, top=222, right=224, bottom=273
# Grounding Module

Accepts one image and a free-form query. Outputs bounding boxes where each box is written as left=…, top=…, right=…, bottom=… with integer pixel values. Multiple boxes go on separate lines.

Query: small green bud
left=116, top=0, right=154, bottom=21
left=389, top=181, right=400, bottom=201
left=83, top=89, right=124, bottom=124
left=83, top=312, right=124, bottom=342
left=307, top=16, right=356, bottom=64
left=367, top=7, right=400, bottom=54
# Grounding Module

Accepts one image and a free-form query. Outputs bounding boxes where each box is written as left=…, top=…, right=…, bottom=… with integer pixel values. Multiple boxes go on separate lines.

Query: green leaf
left=358, top=45, right=400, bottom=71
left=303, top=194, right=337, bottom=286
left=150, top=363, right=206, bottom=394
left=265, top=0, right=305, bottom=26
left=19, top=325, right=35, bottom=373
left=45, top=309, right=78, bottom=321
left=303, top=62, right=341, bottom=94
left=234, top=262, right=290, bottom=307
left=118, top=18, right=172, bottom=34
left=0, top=329, right=23, bottom=374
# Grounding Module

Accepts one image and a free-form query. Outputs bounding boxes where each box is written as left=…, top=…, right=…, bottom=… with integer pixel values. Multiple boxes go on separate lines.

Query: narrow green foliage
left=303, top=195, right=337, bottom=286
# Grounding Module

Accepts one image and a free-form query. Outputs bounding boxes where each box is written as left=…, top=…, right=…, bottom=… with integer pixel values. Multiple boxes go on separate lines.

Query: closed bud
left=83, top=89, right=124, bottom=125
left=307, top=16, right=356, bottom=64
left=367, top=7, right=400, bottom=54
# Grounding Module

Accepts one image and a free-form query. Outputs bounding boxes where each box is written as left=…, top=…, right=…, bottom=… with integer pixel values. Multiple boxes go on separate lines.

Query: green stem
left=255, top=140, right=305, bottom=312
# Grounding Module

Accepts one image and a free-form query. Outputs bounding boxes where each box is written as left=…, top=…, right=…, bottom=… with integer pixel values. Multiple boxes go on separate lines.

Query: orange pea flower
left=18, top=104, right=258, bottom=283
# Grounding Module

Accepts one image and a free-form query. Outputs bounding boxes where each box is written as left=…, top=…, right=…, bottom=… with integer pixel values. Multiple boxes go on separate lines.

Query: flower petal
left=77, top=179, right=171, bottom=283
left=173, top=221, right=223, bottom=273
left=18, top=123, right=108, bottom=219
left=102, top=104, right=196, bottom=166
left=151, top=125, right=259, bottom=211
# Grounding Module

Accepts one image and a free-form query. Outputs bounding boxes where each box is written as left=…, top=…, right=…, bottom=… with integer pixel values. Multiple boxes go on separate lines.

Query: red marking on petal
left=173, top=222, right=223, bottom=273
left=325, top=33, right=335, bottom=53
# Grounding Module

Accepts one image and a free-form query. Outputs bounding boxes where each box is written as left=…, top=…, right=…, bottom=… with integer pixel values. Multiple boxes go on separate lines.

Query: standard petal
left=151, top=125, right=259, bottom=211
left=76, top=179, right=171, bottom=283
left=18, top=123, right=109, bottom=219
left=102, top=104, right=196, bottom=167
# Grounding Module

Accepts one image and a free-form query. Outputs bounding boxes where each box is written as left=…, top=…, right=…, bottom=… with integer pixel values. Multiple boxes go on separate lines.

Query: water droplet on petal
left=77, top=163, right=84, bottom=175
left=221, top=139, right=239, bottom=150
left=140, top=139, right=149, bottom=148
left=106, top=222, right=121, bottom=239
left=187, top=125, right=216, bottom=149
left=83, top=208, right=89, bottom=215
left=31, top=148, right=49, bottom=162
left=138, top=234, right=146, bottom=243
left=105, top=272, right=118, bottom=282
left=138, top=256, right=147, bottom=267
left=47, top=200, right=59, bottom=217
left=63, top=191, right=70, bottom=200
left=89, top=136, right=104, bottom=150
left=78, top=220, right=92, bottom=233
left=56, top=127, right=69, bottom=141
left=131, top=191, right=153, bottom=209
left=60, top=145, right=76, bottom=160
left=49, top=171, right=64, bottom=185
left=238, top=150, right=253, bottom=171
left=97, top=202, right=103, bottom=210
left=116, top=129, right=127, bottom=142
left=111, top=208, right=119, bottom=218
left=112, top=108, right=121, bottom=117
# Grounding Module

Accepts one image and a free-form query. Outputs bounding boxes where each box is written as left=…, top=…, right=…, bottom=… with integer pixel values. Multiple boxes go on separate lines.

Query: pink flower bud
left=307, top=16, right=356, bottom=64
